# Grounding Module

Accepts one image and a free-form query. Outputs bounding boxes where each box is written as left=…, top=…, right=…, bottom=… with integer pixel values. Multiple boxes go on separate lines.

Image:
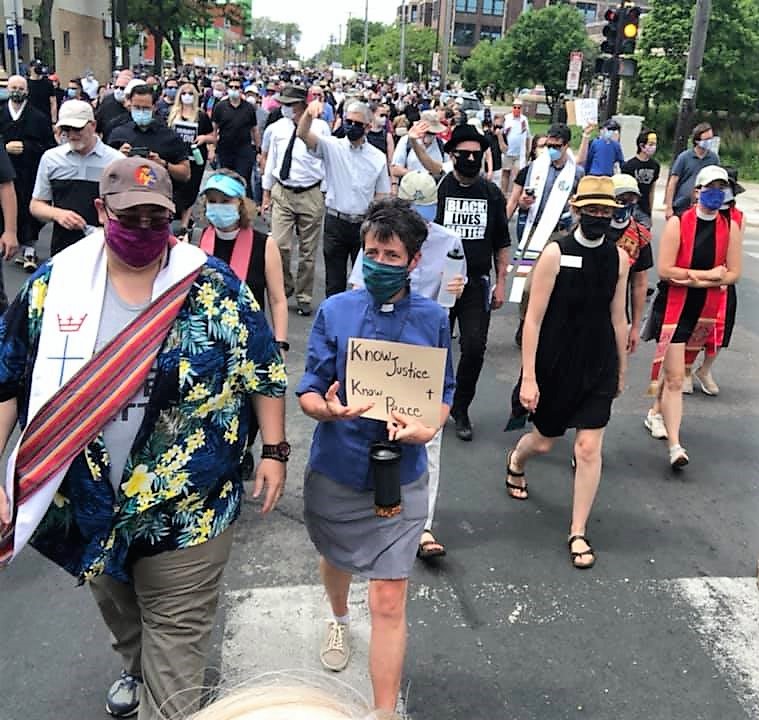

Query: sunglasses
left=545, top=142, right=564, bottom=150
left=451, top=150, right=482, bottom=159
left=344, top=119, right=365, bottom=128
left=59, top=125, right=85, bottom=133
left=228, top=85, right=241, bottom=90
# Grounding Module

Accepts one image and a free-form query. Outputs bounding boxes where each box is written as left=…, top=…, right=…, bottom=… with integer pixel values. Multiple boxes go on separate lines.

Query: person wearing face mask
left=643, top=166, right=741, bottom=469
left=48, top=73, right=65, bottom=110
left=581, top=119, right=625, bottom=177
left=297, top=198, right=455, bottom=712
left=95, top=69, right=134, bottom=143
left=348, top=172, right=466, bottom=561
left=166, top=83, right=215, bottom=234
left=155, top=77, right=179, bottom=125
left=621, top=128, right=660, bottom=229
left=0, top=75, right=55, bottom=272
left=81, top=70, right=99, bottom=101
left=27, top=59, right=57, bottom=123
left=0, top=156, right=288, bottom=720
left=507, top=124, right=584, bottom=347
left=664, top=122, right=720, bottom=220
left=212, top=78, right=259, bottom=200
left=30, top=100, right=122, bottom=256
left=506, top=176, right=629, bottom=569
left=432, top=124, right=509, bottom=441
left=64, top=77, right=85, bottom=103
left=606, top=174, right=653, bottom=354
left=366, top=101, right=395, bottom=170
left=390, top=109, right=446, bottom=185
left=109, top=84, right=191, bottom=191
left=262, top=85, right=329, bottom=317
left=499, top=97, right=531, bottom=196
left=202, top=79, right=227, bottom=117
left=298, top=98, right=392, bottom=298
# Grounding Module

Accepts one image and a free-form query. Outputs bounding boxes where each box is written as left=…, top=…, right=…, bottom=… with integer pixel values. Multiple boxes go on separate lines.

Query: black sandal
left=568, top=534, right=596, bottom=569
left=505, top=449, right=528, bottom=500
left=417, top=530, right=446, bottom=560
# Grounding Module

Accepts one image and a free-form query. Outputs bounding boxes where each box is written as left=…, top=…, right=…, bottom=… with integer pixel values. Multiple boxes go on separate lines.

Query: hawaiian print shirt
left=0, top=256, right=287, bottom=583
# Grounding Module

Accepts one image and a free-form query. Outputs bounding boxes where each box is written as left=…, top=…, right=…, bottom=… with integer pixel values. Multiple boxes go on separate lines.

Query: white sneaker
left=694, top=369, right=719, bottom=396
left=644, top=410, right=668, bottom=440
left=682, top=374, right=693, bottom=394
left=669, top=444, right=689, bottom=469
left=320, top=620, right=351, bottom=672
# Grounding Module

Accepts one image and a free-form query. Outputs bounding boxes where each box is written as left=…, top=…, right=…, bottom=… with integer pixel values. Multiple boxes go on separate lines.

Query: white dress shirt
left=391, top=135, right=445, bottom=174
left=313, top=136, right=391, bottom=215
left=262, top=116, right=330, bottom=191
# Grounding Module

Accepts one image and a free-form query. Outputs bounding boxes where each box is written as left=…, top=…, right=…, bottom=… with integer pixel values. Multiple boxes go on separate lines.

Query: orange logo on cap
left=135, top=165, right=158, bottom=187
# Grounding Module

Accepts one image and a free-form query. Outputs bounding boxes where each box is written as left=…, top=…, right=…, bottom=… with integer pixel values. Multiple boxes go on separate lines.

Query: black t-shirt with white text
left=435, top=172, right=510, bottom=277
left=621, top=156, right=660, bottom=218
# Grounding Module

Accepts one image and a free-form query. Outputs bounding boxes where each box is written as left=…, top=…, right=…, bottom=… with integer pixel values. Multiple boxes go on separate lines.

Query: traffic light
left=600, top=8, right=620, bottom=55
left=619, top=6, right=641, bottom=55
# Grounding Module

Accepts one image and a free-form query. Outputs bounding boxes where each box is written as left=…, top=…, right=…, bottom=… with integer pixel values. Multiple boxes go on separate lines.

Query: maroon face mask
left=105, top=218, right=169, bottom=268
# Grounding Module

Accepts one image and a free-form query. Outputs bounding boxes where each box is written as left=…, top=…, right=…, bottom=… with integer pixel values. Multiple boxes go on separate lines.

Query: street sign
left=566, top=51, right=583, bottom=91
left=432, top=52, right=440, bottom=73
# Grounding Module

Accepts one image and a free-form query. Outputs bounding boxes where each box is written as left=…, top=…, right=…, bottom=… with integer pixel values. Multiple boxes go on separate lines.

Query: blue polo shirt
left=586, top=137, right=625, bottom=176
left=296, top=289, right=455, bottom=491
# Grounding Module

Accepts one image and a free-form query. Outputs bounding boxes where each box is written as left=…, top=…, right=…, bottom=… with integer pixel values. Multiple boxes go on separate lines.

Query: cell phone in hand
left=128, top=147, right=149, bottom=158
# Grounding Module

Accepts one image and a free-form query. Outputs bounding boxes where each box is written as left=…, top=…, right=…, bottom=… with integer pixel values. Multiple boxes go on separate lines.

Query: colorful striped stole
left=647, top=208, right=729, bottom=396
left=0, top=268, right=200, bottom=567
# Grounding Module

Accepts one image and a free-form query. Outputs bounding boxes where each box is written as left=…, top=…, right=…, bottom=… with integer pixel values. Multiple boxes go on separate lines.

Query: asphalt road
left=0, top=215, right=757, bottom=720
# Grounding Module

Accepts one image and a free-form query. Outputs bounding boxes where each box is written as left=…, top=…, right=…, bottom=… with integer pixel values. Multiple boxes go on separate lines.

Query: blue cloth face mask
left=699, top=187, right=725, bottom=211
left=698, top=138, right=715, bottom=152
left=206, top=202, right=240, bottom=229
left=362, top=256, right=409, bottom=304
left=131, top=108, right=153, bottom=127
left=548, top=147, right=562, bottom=163
left=612, top=203, right=634, bottom=224
left=413, top=203, right=436, bottom=222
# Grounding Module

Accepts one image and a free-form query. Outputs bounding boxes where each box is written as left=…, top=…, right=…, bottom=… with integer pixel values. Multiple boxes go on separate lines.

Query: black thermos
left=369, top=440, right=402, bottom=517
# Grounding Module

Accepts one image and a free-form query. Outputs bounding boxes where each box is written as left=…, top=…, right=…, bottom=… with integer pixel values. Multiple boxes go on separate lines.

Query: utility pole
left=399, top=0, right=407, bottom=81
left=347, top=12, right=352, bottom=48
left=439, top=0, right=455, bottom=89
left=672, top=0, right=712, bottom=161
left=362, top=0, right=369, bottom=73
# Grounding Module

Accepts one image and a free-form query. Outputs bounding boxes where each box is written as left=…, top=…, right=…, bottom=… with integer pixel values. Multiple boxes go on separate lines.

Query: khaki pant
left=89, top=529, right=234, bottom=720
left=270, top=182, right=325, bottom=305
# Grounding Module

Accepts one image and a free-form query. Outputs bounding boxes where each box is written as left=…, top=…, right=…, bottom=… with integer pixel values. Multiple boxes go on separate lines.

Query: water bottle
left=83, top=224, right=97, bottom=236
left=437, top=245, right=466, bottom=308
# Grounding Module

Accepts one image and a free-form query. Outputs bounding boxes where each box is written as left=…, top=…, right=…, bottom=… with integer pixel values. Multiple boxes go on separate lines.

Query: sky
left=252, top=0, right=397, bottom=59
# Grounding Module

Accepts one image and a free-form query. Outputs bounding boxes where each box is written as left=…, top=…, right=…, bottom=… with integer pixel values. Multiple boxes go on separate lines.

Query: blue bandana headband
left=203, top=174, right=246, bottom=198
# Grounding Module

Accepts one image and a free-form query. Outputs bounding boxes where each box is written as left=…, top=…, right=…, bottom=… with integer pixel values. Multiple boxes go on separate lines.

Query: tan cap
left=398, top=170, right=437, bottom=206
left=612, top=173, right=640, bottom=197
left=571, top=176, right=619, bottom=209
left=99, top=158, right=175, bottom=212
left=419, top=109, right=446, bottom=134
left=56, top=100, right=94, bottom=128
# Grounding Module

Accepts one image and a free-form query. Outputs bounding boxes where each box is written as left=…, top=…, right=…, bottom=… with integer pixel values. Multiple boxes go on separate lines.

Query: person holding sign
left=297, top=198, right=455, bottom=714
left=505, top=176, right=630, bottom=570
left=348, top=171, right=466, bottom=560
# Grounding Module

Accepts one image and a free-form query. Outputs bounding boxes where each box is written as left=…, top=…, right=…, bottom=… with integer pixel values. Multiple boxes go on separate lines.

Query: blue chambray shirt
left=296, top=289, right=455, bottom=492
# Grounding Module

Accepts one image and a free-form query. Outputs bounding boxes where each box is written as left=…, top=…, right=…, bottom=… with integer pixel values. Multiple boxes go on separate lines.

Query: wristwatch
left=276, top=340, right=290, bottom=352
left=261, top=441, right=291, bottom=462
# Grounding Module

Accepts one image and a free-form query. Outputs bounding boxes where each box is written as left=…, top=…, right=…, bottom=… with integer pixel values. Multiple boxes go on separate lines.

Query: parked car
left=453, top=91, right=483, bottom=118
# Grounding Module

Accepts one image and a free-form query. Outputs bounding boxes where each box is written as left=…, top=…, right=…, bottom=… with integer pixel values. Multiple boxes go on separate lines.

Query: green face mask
left=362, top=256, right=408, bottom=304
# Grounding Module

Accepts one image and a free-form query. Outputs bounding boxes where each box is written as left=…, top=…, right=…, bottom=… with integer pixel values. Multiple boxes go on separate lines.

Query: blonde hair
left=168, top=83, right=199, bottom=128
left=199, top=168, right=257, bottom=229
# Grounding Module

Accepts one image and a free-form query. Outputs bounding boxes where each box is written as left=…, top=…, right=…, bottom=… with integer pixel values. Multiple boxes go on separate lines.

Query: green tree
left=500, top=4, right=592, bottom=111
left=462, top=40, right=508, bottom=98
left=634, top=0, right=759, bottom=115
left=366, top=25, right=438, bottom=78
left=247, top=17, right=302, bottom=61
left=346, top=17, right=387, bottom=48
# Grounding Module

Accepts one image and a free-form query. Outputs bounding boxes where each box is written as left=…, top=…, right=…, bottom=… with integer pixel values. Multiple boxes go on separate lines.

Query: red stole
left=648, top=208, right=729, bottom=394
left=200, top=226, right=254, bottom=282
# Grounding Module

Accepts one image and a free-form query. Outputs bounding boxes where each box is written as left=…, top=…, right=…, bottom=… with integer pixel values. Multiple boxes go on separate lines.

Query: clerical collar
left=215, top=227, right=239, bottom=240
left=695, top=208, right=717, bottom=222
left=574, top=227, right=604, bottom=248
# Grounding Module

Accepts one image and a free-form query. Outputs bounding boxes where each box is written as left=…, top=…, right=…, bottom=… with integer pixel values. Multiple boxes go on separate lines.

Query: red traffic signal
left=604, top=8, right=619, bottom=22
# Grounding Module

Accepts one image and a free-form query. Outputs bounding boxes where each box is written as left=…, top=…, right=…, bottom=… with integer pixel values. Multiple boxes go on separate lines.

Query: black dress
left=211, top=225, right=268, bottom=310
left=514, top=232, right=620, bottom=438
left=650, top=217, right=716, bottom=343
left=170, top=111, right=214, bottom=216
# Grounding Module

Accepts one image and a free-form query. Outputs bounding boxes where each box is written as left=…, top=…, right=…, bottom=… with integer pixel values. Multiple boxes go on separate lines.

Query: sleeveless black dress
left=513, top=232, right=621, bottom=438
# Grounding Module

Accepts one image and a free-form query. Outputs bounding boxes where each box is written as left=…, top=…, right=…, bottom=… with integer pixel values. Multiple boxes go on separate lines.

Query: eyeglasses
left=59, top=125, right=84, bottom=133
left=344, top=119, right=364, bottom=129
left=228, top=85, right=241, bottom=90
left=107, top=206, right=171, bottom=229
left=545, top=142, right=564, bottom=150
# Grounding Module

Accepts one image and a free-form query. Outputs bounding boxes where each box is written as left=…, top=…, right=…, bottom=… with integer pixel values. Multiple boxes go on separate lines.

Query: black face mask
left=454, top=151, right=483, bottom=178
left=580, top=213, right=612, bottom=240
left=10, top=90, right=26, bottom=103
left=345, top=123, right=365, bottom=142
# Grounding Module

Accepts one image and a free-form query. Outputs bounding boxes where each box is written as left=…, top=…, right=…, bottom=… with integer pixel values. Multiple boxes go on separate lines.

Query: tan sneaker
left=694, top=368, right=719, bottom=396
left=320, top=620, right=351, bottom=672
left=682, top=373, right=693, bottom=394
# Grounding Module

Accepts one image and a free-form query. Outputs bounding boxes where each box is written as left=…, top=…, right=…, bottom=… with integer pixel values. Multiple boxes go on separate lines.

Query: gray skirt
left=303, top=469, right=428, bottom=580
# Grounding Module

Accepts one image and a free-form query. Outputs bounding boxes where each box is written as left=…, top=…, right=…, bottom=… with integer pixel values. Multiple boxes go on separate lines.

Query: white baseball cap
left=56, top=100, right=94, bottom=128
left=125, top=78, right=147, bottom=97
left=695, top=165, right=728, bottom=187
left=398, top=170, right=437, bottom=206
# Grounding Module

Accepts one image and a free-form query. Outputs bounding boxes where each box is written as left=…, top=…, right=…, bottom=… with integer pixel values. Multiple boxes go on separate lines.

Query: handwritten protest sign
left=346, top=338, right=447, bottom=428
left=574, top=98, right=598, bottom=128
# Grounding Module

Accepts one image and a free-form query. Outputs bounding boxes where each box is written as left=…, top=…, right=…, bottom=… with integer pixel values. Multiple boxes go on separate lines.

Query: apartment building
left=397, top=0, right=634, bottom=57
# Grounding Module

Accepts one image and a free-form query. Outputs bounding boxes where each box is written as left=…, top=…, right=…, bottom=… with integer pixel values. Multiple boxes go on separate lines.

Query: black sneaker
left=23, top=251, right=39, bottom=273
left=106, top=670, right=142, bottom=718
left=296, top=302, right=312, bottom=317
left=451, top=408, right=473, bottom=441
left=514, top=318, right=524, bottom=348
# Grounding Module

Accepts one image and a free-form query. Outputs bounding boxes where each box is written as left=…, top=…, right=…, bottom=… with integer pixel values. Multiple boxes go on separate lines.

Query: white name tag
left=559, top=254, right=583, bottom=269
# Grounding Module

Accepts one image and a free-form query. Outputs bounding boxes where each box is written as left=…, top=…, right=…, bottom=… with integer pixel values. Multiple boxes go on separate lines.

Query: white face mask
left=180, top=93, right=194, bottom=105
left=281, top=105, right=295, bottom=120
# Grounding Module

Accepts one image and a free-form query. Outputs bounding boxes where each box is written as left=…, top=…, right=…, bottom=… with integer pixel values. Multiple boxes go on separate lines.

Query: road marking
left=671, top=577, right=759, bottom=718
left=743, top=240, right=759, bottom=247
left=746, top=251, right=759, bottom=261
